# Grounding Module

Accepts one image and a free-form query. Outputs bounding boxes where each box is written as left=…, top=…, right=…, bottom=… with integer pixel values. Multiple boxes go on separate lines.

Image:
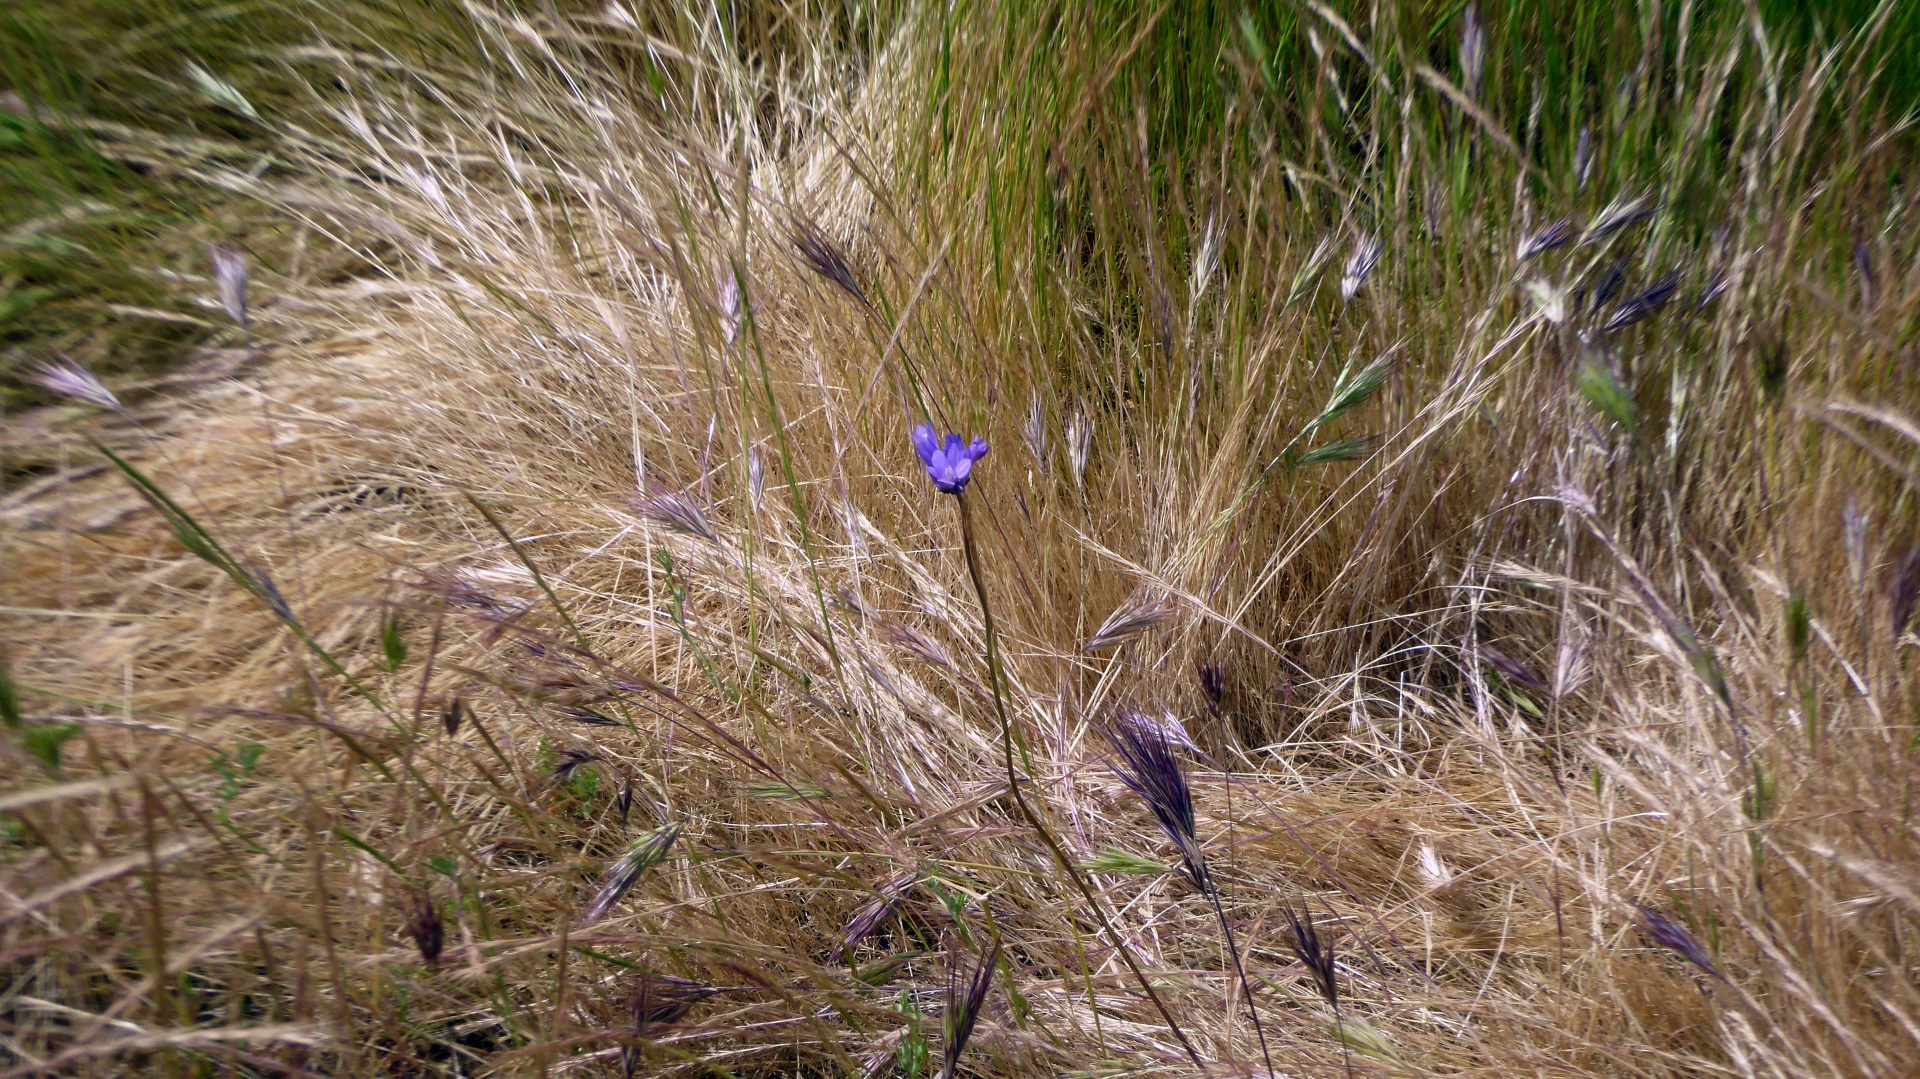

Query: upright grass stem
left=954, top=491, right=1204, bottom=1071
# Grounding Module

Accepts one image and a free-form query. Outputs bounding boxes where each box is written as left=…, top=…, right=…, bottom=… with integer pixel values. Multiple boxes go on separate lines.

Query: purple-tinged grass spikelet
left=1634, top=904, right=1726, bottom=981
left=1477, top=643, right=1548, bottom=692
left=1887, top=543, right=1920, bottom=640
left=940, top=931, right=1000, bottom=1079
left=831, top=870, right=919, bottom=964
left=634, top=486, right=717, bottom=543
left=1105, top=708, right=1206, bottom=887
left=1516, top=219, right=1572, bottom=262
left=1459, top=5, right=1485, bottom=99
left=1287, top=903, right=1339, bottom=1010
left=407, top=890, right=443, bottom=966
left=1082, top=589, right=1176, bottom=652
left=622, top=971, right=719, bottom=1077
left=1583, top=193, right=1655, bottom=244
left=25, top=353, right=123, bottom=412
left=793, top=227, right=865, bottom=304
left=210, top=242, right=248, bottom=328
left=552, top=747, right=600, bottom=782
left=1602, top=273, right=1681, bottom=333
left=1106, top=707, right=1277, bottom=1077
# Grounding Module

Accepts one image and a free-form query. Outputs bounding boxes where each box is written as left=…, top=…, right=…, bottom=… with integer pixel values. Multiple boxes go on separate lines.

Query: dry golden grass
left=3, top=1, right=1919, bottom=1076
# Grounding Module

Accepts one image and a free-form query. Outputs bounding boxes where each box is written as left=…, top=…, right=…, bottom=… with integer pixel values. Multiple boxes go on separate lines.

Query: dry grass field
left=3, top=1, right=1919, bottom=1075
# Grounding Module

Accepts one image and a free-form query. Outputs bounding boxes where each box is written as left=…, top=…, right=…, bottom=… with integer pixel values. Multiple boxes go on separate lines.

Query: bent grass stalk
left=954, top=490, right=1205, bottom=1071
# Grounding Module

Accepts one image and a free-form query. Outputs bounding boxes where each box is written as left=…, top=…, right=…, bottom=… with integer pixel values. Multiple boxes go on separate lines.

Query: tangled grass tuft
left=3, top=1, right=1919, bottom=1075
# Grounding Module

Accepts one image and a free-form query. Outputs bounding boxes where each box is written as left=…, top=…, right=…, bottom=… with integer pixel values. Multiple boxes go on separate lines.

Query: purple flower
left=911, top=424, right=989, bottom=495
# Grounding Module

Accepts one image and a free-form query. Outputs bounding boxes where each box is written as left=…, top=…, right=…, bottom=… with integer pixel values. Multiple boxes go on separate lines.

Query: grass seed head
left=1341, top=234, right=1382, bottom=300
left=1634, top=905, right=1726, bottom=981
left=831, top=870, right=919, bottom=964
left=634, top=486, right=718, bottom=543
left=551, top=747, right=600, bottom=782
left=1459, top=5, right=1485, bottom=99
left=1287, top=904, right=1340, bottom=1009
left=582, top=823, right=682, bottom=924
left=25, top=353, right=123, bottom=411
left=1478, top=643, right=1548, bottom=692
left=1106, top=707, right=1207, bottom=889
left=210, top=242, right=248, bottom=328
left=942, top=931, right=1000, bottom=1079
left=1886, top=543, right=1920, bottom=639
left=1082, top=589, right=1176, bottom=652
left=407, top=890, right=444, bottom=966
left=793, top=226, right=865, bottom=304
left=1602, top=272, right=1681, bottom=333
left=1516, top=218, right=1572, bottom=262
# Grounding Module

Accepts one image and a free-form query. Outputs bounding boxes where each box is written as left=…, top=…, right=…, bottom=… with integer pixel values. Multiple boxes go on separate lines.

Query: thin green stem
left=955, top=491, right=1204, bottom=1072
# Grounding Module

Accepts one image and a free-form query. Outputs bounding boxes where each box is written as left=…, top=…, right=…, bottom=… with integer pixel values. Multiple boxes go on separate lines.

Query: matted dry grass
left=4, top=2, right=1919, bottom=1076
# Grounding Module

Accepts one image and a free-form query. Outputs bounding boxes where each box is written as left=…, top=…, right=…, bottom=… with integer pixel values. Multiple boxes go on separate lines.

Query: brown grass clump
left=3, top=1, right=1919, bottom=1076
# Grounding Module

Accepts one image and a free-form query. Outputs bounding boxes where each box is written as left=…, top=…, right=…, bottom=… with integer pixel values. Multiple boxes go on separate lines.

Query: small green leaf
left=380, top=615, right=408, bottom=672
left=0, top=287, right=58, bottom=327
left=1756, top=336, right=1788, bottom=402
left=0, top=654, right=20, bottom=730
left=1578, top=355, right=1636, bottom=431
left=20, top=722, right=80, bottom=773
left=334, top=827, right=408, bottom=879
left=1076, top=845, right=1172, bottom=876
left=1744, top=761, right=1775, bottom=823
left=1786, top=593, right=1810, bottom=665
left=427, top=854, right=459, bottom=878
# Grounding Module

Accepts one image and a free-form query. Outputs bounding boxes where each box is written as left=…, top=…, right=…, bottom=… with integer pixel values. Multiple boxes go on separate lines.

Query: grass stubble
left=2, top=0, right=1919, bottom=1076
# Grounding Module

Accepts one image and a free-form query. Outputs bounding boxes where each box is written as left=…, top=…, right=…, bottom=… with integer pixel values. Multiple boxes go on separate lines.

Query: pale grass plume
left=1340, top=233, right=1381, bottom=300
left=1459, top=5, right=1485, bottom=100
left=25, top=353, right=122, bottom=411
left=1082, top=588, right=1177, bottom=652
left=634, top=485, right=718, bottom=543
left=210, top=242, right=248, bottom=328
left=1065, top=407, right=1093, bottom=486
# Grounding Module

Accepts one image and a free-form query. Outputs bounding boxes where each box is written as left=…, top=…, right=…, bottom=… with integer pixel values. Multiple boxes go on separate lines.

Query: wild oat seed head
left=25, top=353, right=123, bottom=411
left=582, top=822, right=682, bottom=924
left=634, top=486, right=718, bottom=543
left=1341, top=234, right=1382, bottom=300
left=210, top=242, right=248, bottom=327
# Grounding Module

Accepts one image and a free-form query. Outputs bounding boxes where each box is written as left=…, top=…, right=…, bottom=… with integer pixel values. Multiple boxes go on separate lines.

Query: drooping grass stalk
left=1107, top=712, right=1275, bottom=1076
left=953, top=490, right=1204, bottom=1071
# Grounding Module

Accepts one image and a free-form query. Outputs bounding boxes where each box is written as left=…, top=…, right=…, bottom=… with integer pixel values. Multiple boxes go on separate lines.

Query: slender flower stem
left=1203, top=877, right=1276, bottom=1076
left=954, top=492, right=1205, bottom=1071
